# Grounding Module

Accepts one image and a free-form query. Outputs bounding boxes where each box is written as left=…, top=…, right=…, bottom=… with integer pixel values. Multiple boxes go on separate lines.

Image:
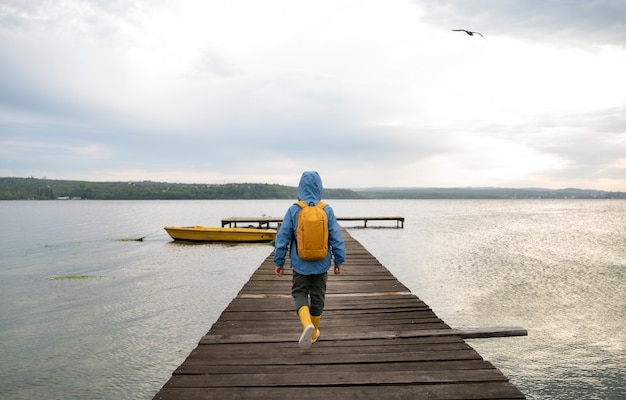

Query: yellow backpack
left=295, top=200, right=328, bottom=261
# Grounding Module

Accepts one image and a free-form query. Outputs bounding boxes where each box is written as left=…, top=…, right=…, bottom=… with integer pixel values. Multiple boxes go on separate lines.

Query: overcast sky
left=2, top=0, right=625, bottom=190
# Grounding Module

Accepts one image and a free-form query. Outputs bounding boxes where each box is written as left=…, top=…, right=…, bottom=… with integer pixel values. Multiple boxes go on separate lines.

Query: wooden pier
left=153, top=229, right=525, bottom=400
left=221, top=216, right=405, bottom=229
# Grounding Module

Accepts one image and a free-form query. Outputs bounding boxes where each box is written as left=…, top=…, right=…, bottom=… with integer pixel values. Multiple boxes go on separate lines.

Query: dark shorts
left=292, top=271, right=328, bottom=316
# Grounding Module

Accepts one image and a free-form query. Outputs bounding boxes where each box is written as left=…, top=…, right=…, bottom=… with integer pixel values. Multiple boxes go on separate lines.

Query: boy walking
left=274, top=171, right=346, bottom=349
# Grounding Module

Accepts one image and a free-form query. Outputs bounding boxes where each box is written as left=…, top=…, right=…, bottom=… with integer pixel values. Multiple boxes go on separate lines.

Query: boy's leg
left=291, top=271, right=311, bottom=312
left=309, top=272, right=327, bottom=342
left=292, top=271, right=315, bottom=349
left=309, top=272, right=327, bottom=316
left=311, top=315, right=321, bottom=342
left=297, top=305, right=315, bottom=349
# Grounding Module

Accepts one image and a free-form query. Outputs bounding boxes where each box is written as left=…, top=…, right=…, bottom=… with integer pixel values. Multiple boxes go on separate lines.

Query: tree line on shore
left=1, top=177, right=624, bottom=200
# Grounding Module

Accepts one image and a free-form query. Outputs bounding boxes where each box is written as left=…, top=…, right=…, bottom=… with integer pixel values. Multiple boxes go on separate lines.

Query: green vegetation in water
left=44, top=244, right=59, bottom=248
left=47, top=275, right=96, bottom=280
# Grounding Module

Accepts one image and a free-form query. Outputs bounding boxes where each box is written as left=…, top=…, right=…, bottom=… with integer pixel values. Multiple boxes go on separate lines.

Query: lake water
left=0, top=199, right=624, bottom=399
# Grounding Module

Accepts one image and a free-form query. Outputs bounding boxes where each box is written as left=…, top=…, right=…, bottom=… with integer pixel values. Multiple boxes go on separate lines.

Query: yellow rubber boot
left=311, top=315, right=321, bottom=343
left=297, top=306, right=315, bottom=349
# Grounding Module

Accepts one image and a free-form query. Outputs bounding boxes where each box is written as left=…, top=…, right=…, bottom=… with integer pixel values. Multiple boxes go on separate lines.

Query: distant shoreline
left=2, top=177, right=625, bottom=200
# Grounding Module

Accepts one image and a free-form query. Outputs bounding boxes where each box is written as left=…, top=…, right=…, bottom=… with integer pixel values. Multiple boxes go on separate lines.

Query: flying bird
left=452, top=29, right=485, bottom=39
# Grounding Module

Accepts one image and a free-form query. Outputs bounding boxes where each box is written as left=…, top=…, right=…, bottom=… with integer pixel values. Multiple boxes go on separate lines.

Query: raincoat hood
left=297, top=171, right=323, bottom=205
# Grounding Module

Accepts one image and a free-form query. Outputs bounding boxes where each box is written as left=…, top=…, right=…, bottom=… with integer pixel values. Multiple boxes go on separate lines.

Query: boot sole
left=299, top=324, right=315, bottom=349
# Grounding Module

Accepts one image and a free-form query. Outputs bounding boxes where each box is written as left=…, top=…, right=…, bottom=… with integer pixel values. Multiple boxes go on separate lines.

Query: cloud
left=1, top=0, right=626, bottom=190
left=418, top=0, right=626, bottom=47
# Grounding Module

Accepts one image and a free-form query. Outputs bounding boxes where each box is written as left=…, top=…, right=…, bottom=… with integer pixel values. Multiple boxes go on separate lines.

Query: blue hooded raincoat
left=274, top=171, right=346, bottom=275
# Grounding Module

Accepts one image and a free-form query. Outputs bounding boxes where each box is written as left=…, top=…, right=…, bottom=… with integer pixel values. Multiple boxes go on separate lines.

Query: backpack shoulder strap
left=295, top=200, right=326, bottom=209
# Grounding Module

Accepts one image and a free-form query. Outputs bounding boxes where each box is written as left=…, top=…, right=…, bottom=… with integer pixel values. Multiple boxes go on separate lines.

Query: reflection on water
left=1, top=200, right=624, bottom=399
left=346, top=200, right=626, bottom=400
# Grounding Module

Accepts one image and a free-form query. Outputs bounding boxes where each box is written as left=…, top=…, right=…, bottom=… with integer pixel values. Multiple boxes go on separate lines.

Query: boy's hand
left=275, top=266, right=284, bottom=278
left=334, top=265, right=342, bottom=274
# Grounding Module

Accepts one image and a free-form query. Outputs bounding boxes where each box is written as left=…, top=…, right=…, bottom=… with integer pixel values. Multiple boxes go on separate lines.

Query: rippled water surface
left=1, top=199, right=625, bottom=399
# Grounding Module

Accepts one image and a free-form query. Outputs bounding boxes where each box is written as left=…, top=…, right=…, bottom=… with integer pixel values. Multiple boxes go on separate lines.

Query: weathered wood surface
left=153, top=229, right=525, bottom=400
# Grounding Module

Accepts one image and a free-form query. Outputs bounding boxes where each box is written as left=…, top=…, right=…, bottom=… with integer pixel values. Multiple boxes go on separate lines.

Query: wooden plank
left=154, top=383, right=525, bottom=400
left=174, top=359, right=497, bottom=375
left=221, top=216, right=405, bottom=228
left=459, top=326, right=528, bottom=339
left=165, top=369, right=509, bottom=387
left=153, top=228, right=526, bottom=400
left=178, top=350, right=484, bottom=366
